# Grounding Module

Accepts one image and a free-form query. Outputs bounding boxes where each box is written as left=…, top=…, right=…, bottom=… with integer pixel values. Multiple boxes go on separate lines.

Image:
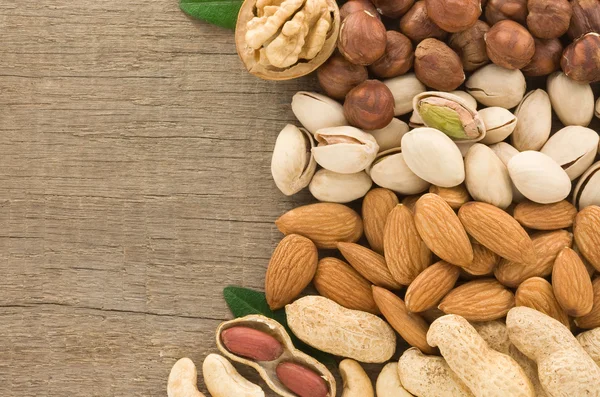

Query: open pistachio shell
left=271, top=125, right=317, bottom=196
left=478, top=107, right=517, bottom=145
left=309, top=169, right=372, bottom=203
left=313, top=126, right=379, bottom=173
left=413, top=91, right=486, bottom=143
left=574, top=162, right=600, bottom=210
left=366, top=148, right=431, bottom=195
left=216, top=315, right=336, bottom=397
left=292, top=92, right=347, bottom=135
left=449, top=90, right=478, bottom=110
left=512, top=89, right=552, bottom=151
left=541, top=126, right=599, bottom=180
left=235, top=0, right=340, bottom=81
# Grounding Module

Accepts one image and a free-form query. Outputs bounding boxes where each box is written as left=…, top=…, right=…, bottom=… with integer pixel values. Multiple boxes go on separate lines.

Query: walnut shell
left=425, top=0, right=482, bottom=32
left=485, top=0, right=528, bottom=25
left=318, top=53, right=369, bottom=100
left=485, top=19, right=535, bottom=69
left=527, top=0, right=573, bottom=39
left=369, top=31, right=415, bottom=78
left=372, top=0, right=415, bottom=18
left=522, top=38, right=563, bottom=76
left=338, top=10, right=387, bottom=65
left=415, top=38, right=465, bottom=91
left=561, top=32, right=600, bottom=83
left=449, top=20, right=490, bottom=71
left=568, top=0, right=600, bottom=39
left=344, top=80, right=396, bottom=130
left=235, top=0, right=340, bottom=80
left=399, top=1, right=448, bottom=42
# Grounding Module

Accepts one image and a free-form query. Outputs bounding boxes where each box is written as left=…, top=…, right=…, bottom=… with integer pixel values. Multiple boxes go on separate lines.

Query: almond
left=513, top=200, right=577, bottom=230
left=401, top=195, right=420, bottom=212
left=429, top=184, right=471, bottom=210
left=552, top=247, right=594, bottom=317
left=405, top=261, right=460, bottom=313
left=362, top=188, right=399, bottom=254
left=574, top=205, right=600, bottom=272
left=372, top=286, right=436, bottom=355
left=337, top=242, right=402, bottom=290
left=438, top=279, right=515, bottom=321
left=515, top=277, right=570, bottom=328
left=575, top=277, right=600, bottom=329
left=414, top=194, right=474, bottom=268
left=265, top=234, right=318, bottom=310
left=462, top=242, right=499, bottom=276
left=383, top=204, right=432, bottom=285
left=313, top=257, right=379, bottom=314
left=275, top=203, right=363, bottom=249
left=458, top=201, right=536, bottom=265
left=494, top=230, right=573, bottom=288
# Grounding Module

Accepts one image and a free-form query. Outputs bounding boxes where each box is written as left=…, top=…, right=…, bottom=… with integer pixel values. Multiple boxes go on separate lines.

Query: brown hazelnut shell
left=235, top=0, right=340, bottom=80
left=561, top=32, right=600, bottom=83
left=568, top=0, right=600, bottom=40
left=485, top=0, right=528, bottom=25
left=344, top=80, right=396, bottom=130
left=340, top=0, right=380, bottom=21
left=414, top=38, right=465, bottom=91
left=485, top=19, right=535, bottom=69
left=522, top=38, right=563, bottom=76
left=449, top=20, right=491, bottom=71
left=369, top=31, right=415, bottom=78
left=318, top=54, right=369, bottom=100
left=372, top=0, right=415, bottom=18
left=400, top=1, right=448, bottom=42
left=338, top=10, right=387, bottom=65
left=425, top=0, right=482, bottom=33
left=527, top=0, right=573, bottom=39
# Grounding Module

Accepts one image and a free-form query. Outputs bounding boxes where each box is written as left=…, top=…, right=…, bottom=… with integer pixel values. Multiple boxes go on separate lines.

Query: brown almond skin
left=448, top=20, right=491, bottom=72
left=429, top=184, right=471, bottom=210
left=494, top=230, right=573, bottom=288
left=369, top=31, right=415, bottom=79
left=221, top=327, right=284, bottom=361
left=522, top=38, right=564, bottom=77
left=337, top=242, right=402, bottom=289
left=485, top=20, right=535, bottom=70
left=384, top=204, right=432, bottom=285
left=561, top=33, right=600, bottom=83
left=265, top=234, right=318, bottom=310
left=414, top=194, right=474, bottom=269
left=344, top=80, right=396, bottom=130
left=400, top=1, right=448, bottom=43
left=317, top=53, right=368, bottom=100
left=415, top=38, right=465, bottom=91
left=458, top=202, right=536, bottom=265
left=338, top=10, right=387, bottom=65
left=553, top=247, right=594, bottom=317
left=485, top=0, right=528, bottom=25
left=275, top=203, right=363, bottom=249
left=425, top=0, right=482, bottom=33
left=574, top=205, right=600, bottom=272
left=438, top=279, right=515, bottom=321
left=372, top=286, right=437, bottom=354
left=313, top=257, right=379, bottom=314
left=405, top=261, right=461, bottom=312
left=527, top=0, right=573, bottom=39
left=513, top=200, right=577, bottom=231
left=362, top=188, right=399, bottom=254
left=463, top=242, right=500, bottom=276
left=401, top=195, right=421, bottom=212
left=515, top=277, right=570, bottom=328
left=576, top=277, right=600, bottom=329
left=276, top=362, right=329, bottom=397
left=568, top=0, right=600, bottom=40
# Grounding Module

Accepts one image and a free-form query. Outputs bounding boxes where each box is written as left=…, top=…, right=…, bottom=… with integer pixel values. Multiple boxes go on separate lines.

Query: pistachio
left=271, top=125, right=317, bottom=196
left=309, top=169, right=372, bottom=203
left=449, top=90, right=478, bottom=110
left=478, top=107, right=517, bottom=145
left=465, top=143, right=513, bottom=209
left=547, top=72, right=595, bottom=127
left=292, top=92, right=348, bottom=134
left=383, top=73, right=427, bottom=116
left=489, top=142, right=526, bottom=203
left=541, top=126, right=599, bottom=180
left=574, top=162, right=600, bottom=210
left=465, top=64, right=526, bottom=109
left=313, top=126, right=379, bottom=173
left=596, top=98, right=600, bottom=119
left=409, top=111, right=425, bottom=128
left=508, top=151, right=572, bottom=204
left=369, top=118, right=410, bottom=153
left=413, top=92, right=486, bottom=142
left=456, top=141, right=476, bottom=158
left=367, top=148, right=431, bottom=195
left=401, top=127, right=465, bottom=188
left=511, top=89, right=552, bottom=151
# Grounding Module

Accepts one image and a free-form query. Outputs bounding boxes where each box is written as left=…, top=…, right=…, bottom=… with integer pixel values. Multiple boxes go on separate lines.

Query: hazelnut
left=344, top=80, right=395, bottom=130
left=317, top=54, right=369, bottom=100
left=526, top=0, right=572, bottom=39
left=425, top=0, right=482, bottom=33
left=340, top=0, right=380, bottom=21
left=485, top=20, right=535, bottom=69
left=568, top=0, right=600, bottom=40
left=369, top=31, right=415, bottom=78
left=449, top=20, right=491, bottom=72
left=372, top=0, right=415, bottom=18
left=561, top=32, right=600, bottom=83
left=484, top=0, right=528, bottom=25
left=338, top=10, right=387, bottom=65
left=414, top=38, right=465, bottom=91
left=399, top=1, right=448, bottom=42
left=522, top=38, right=563, bottom=76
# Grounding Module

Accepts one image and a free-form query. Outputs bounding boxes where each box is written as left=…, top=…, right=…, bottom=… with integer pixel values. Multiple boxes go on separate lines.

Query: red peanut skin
left=276, top=362, right=329, bottom=397
left=220, top=327, right=283, bottom=361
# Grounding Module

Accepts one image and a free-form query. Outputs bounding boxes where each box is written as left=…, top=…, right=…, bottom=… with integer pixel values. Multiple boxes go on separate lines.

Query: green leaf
left=223, top=286, right=336, bottom=367
left=179, top=0, right=243, bottom=30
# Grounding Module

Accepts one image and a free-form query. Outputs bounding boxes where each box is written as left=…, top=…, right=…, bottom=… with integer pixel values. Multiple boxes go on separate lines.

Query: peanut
left=202, top=354, right=265, bottom=397
left=276, top=362, right=329, bottom=397
left=220, top=326, right=283, bottom=361
left=577, top=328, right=600, bottom=367
left=167, top=358, right=206, bottom=397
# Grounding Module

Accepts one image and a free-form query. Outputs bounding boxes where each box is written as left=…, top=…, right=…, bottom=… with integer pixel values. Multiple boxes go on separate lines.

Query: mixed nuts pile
left=170, top=0, right=600, bottom=396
